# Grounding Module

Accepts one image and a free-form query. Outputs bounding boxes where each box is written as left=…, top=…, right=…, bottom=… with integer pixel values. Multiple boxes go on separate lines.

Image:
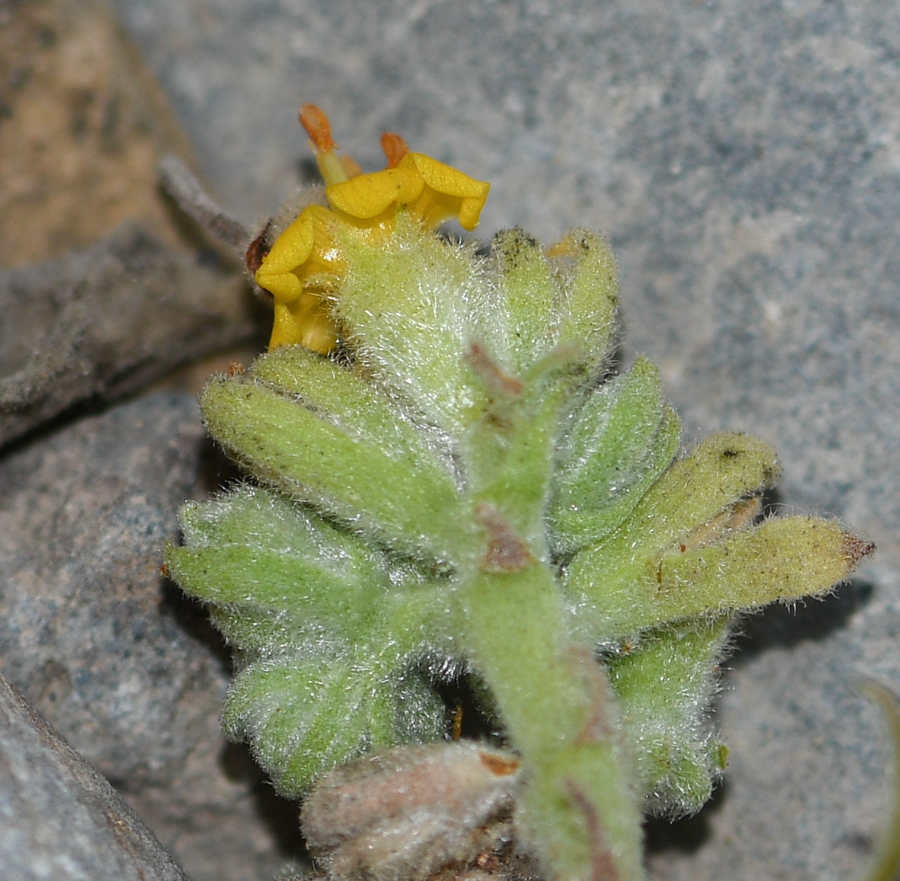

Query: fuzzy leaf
left=170, top=545, right=380, bottom=634
left=224, top=649, right=445, bottom=796
left=618, top=431, right=782, bottom=543
left=549, top=357, right=681, bottom=556
left=333, top=215, right=495, bottom=434
left=490, top=228, right=562, bottom=374
left=551, top=229, right=619, bottom=366
left=608, top=619, right=730, bottom=815
left=565, top=432, right=783, bottom=638
left=571, top=516, right=870, bottom=638
left=199, top=373, right=470, bottom=563
left=166, top=486, right=405, bottom=640
left=250, top=345, right=451, bottom=464
left=207, top=603, right=333, bottom=658
left=653, top=516, right=869, bottom=618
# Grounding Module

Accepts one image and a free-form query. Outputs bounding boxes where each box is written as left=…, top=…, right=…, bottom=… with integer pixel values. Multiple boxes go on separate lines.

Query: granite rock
left=0, top=392, right=303, bottom=881
left=0, top=222, right=263, bottom=450
left=0, top=672, right=189, bottom=881
left=0, top=0, right=266, bottom=450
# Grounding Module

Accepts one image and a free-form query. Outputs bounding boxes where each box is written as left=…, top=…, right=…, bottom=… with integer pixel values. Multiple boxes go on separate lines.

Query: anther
left=381, top=132, right=409, bottom=169
left=299, top=104, right=350, bottom=186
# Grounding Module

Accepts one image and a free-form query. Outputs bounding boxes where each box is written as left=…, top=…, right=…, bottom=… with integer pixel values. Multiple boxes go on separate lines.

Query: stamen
left=299, top=103, right=337, bottom=152
left=339, top=155, right=364, bottom=178
left=299, top=104, right=350, bottom=186
left=381, top=132, right=409, bottom=169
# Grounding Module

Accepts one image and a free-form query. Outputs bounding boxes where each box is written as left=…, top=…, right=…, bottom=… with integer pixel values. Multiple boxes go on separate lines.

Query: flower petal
left=257, top=206, right=341, bottom=288
left=401, top=153, right=490, bottom=230
left=326, top=167, right=424, bottom=221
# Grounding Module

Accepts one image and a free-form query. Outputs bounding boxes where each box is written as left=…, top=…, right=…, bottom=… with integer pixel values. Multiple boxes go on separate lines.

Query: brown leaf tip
left=466, top=343, right=524, bottom=399
left=245, top=218, right=273, bottom=275
left=842, top=533, right=875, bottom=568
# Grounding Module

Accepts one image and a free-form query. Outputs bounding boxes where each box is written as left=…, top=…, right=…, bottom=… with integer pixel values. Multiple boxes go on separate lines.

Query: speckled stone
left=0, top=672, right=189, bottom=881
left=0, top=392, right=303, bottom=881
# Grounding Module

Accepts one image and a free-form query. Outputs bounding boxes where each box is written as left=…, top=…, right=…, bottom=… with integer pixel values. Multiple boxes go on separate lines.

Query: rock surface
left=0, top=393, right=303, bottom=881
left=0, top=672, right=189, bottom=881
left=0, top=223, right=261, bottom=449
left=0, top=0, right=265, bottom=449
left=0, top=0, right=192, bottom=267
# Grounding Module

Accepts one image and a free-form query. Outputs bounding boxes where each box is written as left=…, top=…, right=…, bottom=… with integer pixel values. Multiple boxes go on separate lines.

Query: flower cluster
left=254, top=105, right=490, bottom=352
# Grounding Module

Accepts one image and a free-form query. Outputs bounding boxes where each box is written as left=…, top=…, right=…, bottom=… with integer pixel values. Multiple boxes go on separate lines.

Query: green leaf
left=199, top=373, right=471, bottom=563
left=223, top=649, right=445, bottom=796
left=653, top=516, right=869, bottom=619
left=608, top=619, right=730, bottom=815
left=565, top=432, right=784, bottom=639
left=333, top=215, right=494, bottom=434
left=549, top=357, right=681, bottom=555
left=570, top=515, right=870, bottom=638
left=552, top=229, right=619, bottom=366
left=251, top=345, right=451, bottom=467
left=167, top=485, right=394, bottom=638
left=169, top=545, right=380, bottom=633
left=206, top=602, right=332, bottom=657
left=619, top=431, right=781, bottom=544
left=490, top=227, right=560, bottom=374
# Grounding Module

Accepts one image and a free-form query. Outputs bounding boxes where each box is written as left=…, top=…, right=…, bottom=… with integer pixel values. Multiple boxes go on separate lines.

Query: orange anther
left=380, top=132, right=409, bottom=168
left=300, top=104, right=338, bottom=153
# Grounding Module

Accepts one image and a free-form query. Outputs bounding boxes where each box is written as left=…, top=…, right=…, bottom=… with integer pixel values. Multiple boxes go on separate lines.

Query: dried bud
left=301, top=741, right=523, bottom=881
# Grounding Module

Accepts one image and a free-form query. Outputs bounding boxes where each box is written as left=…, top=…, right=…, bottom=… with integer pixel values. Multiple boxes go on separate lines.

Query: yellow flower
left=326, top=152, right=490, bottom=232
left=254, top=205, right=343, bottom=352
left=254, top=106, right=490, bottom=353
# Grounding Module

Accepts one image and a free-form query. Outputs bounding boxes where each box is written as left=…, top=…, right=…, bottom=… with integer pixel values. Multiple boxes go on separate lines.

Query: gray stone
left=0, top=392, right=211, bottom=784
left=0, top=393, right=303, bottom=881
left=0, top=222, right=262, bottom=449
left=0, top=671, right=188, bottom=881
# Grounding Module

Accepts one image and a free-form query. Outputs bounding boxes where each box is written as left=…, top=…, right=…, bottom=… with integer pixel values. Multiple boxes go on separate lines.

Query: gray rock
left=0, top=393, right=303, bottom=881
left=0, top=222, right=262, bottom=450
left=26, top=1, right=900, bottom=878
left=0, top=671, right=188, bottom=881
left=0, top=392, right=210, bottom=784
